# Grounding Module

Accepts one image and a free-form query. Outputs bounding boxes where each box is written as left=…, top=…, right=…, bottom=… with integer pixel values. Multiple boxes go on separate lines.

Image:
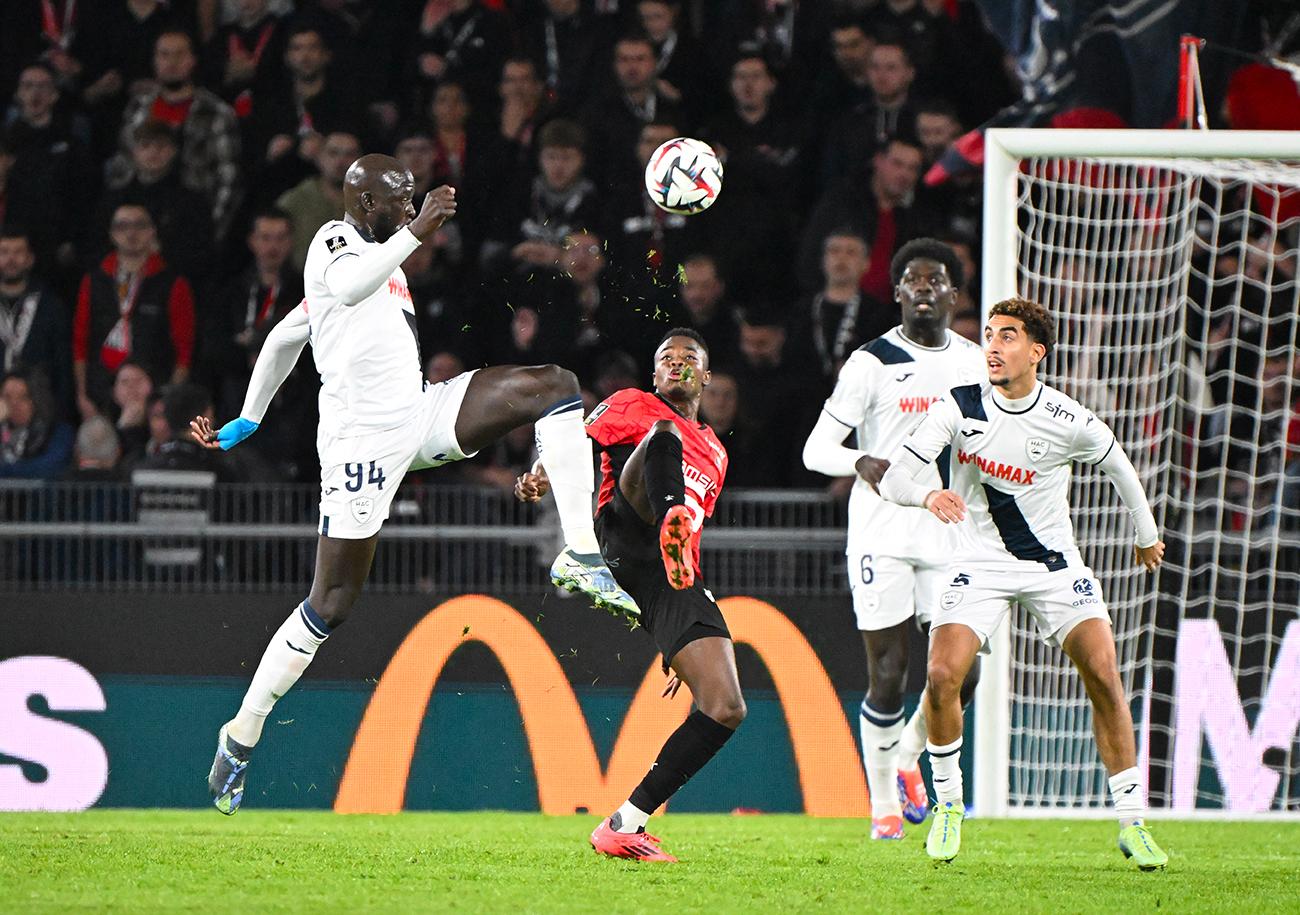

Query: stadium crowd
left=0, top=0, right=1295, bottom=498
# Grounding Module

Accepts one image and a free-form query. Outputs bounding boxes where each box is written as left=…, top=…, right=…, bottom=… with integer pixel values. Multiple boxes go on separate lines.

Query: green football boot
left=1118, top=822, right=1168, bottom=871
left=926, top=802, right=963, bottom=863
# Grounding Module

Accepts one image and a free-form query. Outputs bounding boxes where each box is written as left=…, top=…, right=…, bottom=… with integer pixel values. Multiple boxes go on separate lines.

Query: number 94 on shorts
left=319, top=459, right=396, bottom=539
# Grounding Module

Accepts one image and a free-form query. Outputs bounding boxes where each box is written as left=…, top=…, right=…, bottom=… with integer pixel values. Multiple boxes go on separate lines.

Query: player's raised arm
left=878, top=396, right=964, bottom=521
left=324, top=169, right=456, bottom=305
left=1076, top=413, right=1164, bottom=570
left=191, top=303, right=310, bottom=451
left=802, top=353, right=890, bottom=487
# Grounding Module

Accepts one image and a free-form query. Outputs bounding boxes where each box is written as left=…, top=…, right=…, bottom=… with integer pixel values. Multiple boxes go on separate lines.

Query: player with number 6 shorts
left=879, top=296, right=1169, bottom=870
left=803, top=239, right=985, bottom=840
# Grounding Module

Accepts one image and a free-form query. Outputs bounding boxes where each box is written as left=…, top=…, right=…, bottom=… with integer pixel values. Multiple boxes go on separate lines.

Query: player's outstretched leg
left=1063, top=619, right=1168, bottom=871
left=209, top=535, right=375, bottom=813
left=592, top=637, right=744, bottom=862
left=897, top=657, right=980, bottom=824
left=454, top=365, right=637, bottom=617
left=859, top=622, right=908, bottom=839
left=620, top=420, right=693, bottom=590
left=922, top=623, right=980, bottom=862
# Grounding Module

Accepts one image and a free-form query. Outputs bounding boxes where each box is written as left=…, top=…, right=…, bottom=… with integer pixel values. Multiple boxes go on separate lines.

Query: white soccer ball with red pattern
left=644, top=137, right=723, bottom=215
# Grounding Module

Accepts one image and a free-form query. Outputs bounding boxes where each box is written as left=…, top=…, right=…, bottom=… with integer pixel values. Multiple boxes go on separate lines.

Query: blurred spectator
left=96, top=119, right=216, bottom=282
left=789, top=230, right=890, bottom=383
left=590, top=349, right=641, bottom=402
left=73, top=203, right=196, bottom=417
left=250, top=21, right=357, bottom=186
left=869, top=0, right=956, bottom=97
left=405, top=212, right=473, bottom=362
left=701, top=1, right=828, bottom=102
left=276, top=130, right=360, bottom=270
left=949, top=307, right=980, bottom=344
left=136, top=381, right=245, bottom=481
left=423, top=80, right=492, bottom=249
left=637, top=0, right=705, bottom=119
left=0, top=137, right=47, bottom=271
left=111, top=360, right=154, bottom=457
left=493, top=57, right=551, bottom=174
left=727, top=309, right=820, bottom=486
left=0, top=368, right=73, bottom=479
left=698, top=50, right=803, bottom=303
left=698, top=369, right=774, bottom=487
left=914, top=98, right=962, bottom=169
left=583, top=32, right=683, bottom=192
left=678, top=253, right=740, bottom=368
left=425, top=349, right=466, bottom=384
left=76, top=0, right=182, bottom=156
left=203, top=0, right=289, bottom=116
left=203, top=207, right=304, bottom=416
left=106, top=29, right=242, bottom=237
left=810, top=16, right=875, bottom=133
left=605, top=120, right=701, bottom=293
left=409, top=0, right=509, bottom=115
left=3, top=61, right=94, bottom=271
left=306, top=0, right=408, bottom=144
left=520, top=0, right=612, bottom=116
left=822, top=34, right=917, bottom=186
left=67, top=414, right=123, bottom=482
left=798, top=134, right=924, bottom=298
left=0, top=227, right=72, bottom=416
left=479, top=119, right=600, bottom=283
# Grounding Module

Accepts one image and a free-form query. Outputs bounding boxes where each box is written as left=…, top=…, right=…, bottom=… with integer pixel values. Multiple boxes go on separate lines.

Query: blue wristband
left=216, top=417, right=259, bottom=450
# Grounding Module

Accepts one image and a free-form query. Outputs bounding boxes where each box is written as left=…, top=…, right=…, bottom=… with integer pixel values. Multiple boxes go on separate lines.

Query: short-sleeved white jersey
left=897, top=380, right=1116, bottom=570
left=303, top=220, right=423, bottom=442
left=823, top=327, right=985, bottom=556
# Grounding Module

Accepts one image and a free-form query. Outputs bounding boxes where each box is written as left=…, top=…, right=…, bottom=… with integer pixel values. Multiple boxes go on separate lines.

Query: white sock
left=859, top=699, right=905, bottom=818
left=927, top=737, right=964, bottom=807
left=612, top=800, right=650, bottom=833
left=898, top=694, right=929, bottom=771
left=227, top=601, right=330, bottom=747
left=1108, top=766, right=1146, bottom=828
left=534, top=398, right=600, bottom=555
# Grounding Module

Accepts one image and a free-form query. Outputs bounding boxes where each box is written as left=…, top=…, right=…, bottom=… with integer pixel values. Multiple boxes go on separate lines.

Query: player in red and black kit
left=515, top=328, right=743, bottom=862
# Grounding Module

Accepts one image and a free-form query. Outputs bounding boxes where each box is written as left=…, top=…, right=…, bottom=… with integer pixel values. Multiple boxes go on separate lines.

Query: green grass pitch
left=2, top=811, right=1297, bottom=913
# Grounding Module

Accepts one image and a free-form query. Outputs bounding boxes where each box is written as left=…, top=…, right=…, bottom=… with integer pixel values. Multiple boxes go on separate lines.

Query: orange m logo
left=335, top=595, right=870, bottom=817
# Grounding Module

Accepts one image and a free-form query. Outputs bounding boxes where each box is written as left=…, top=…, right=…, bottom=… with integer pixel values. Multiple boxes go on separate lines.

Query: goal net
left=977, top=129, right=1300, bottom=816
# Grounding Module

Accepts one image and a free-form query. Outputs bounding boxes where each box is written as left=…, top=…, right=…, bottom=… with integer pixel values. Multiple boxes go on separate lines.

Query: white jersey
left=898, top=380, right=1117, bottom=570
left=303, top=219, right=423, bottom=443
left=823, top=327, right=984, bottom=555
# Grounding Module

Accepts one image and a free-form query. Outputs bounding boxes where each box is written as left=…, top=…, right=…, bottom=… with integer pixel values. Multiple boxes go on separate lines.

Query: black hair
left=249, top=206, right=293, bottom=229
left=989, top=297, right=1056, bottom=355
left=161, top=383, right=213, bottom=435
left=890, top=237, right=965, bottom=290
left=0, top=225, right=32, bottom=244
left=658, top=326, right=709, bottom=354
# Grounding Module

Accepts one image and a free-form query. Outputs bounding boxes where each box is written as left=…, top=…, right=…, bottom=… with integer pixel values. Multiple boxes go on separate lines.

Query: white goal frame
left=976, top=128, right=1300, bottom=818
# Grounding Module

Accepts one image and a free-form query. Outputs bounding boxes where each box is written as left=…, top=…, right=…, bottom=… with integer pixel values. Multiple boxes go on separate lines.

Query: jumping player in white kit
left=193, top=154, right=636, bottom=814
left=802, top=238, right=984, bottom=840
left=878, top=296, right=1169, bottom=870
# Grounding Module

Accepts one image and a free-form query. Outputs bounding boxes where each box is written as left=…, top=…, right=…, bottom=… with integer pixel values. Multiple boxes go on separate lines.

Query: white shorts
left=847, top=551, right=948, bottom=631
left=317, top=371, right=478, bottom=539
left=932, top=563, right=1111, bottom=653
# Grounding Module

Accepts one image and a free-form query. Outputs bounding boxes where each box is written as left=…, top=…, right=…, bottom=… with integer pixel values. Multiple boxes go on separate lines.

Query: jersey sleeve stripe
left=824, top=407, right=854, bottom=427
left=1090, top=438, right=1117, bottom=465
left=903, top=444, right=930, bottom=464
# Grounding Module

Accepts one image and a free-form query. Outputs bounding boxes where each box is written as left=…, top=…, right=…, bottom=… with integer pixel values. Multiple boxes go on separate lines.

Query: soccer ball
left=644, top=137, right=723, bottom=215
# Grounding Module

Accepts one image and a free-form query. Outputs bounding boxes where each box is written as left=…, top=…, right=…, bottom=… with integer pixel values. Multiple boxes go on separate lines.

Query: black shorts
left=595, top=487, right=730, bottom=667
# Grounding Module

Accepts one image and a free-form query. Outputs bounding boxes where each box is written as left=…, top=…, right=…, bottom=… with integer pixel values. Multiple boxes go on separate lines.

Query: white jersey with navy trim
left=895, top=381, right=1117, bottom=570
left=823, top=327, right=985, bottom=555
left=303, top=219, right=423, bottom=443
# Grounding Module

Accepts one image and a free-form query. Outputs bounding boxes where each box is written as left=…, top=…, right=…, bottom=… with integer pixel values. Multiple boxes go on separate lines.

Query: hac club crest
left=1026, top=437, right=1050, bottom=462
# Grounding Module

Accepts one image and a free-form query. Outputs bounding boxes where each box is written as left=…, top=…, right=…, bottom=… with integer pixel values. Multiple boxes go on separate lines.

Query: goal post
left=976, top=128, right=1300, bottom=818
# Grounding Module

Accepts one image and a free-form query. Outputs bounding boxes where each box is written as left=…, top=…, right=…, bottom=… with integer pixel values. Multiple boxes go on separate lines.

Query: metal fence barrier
left=0, top=480, right=850, bottom=594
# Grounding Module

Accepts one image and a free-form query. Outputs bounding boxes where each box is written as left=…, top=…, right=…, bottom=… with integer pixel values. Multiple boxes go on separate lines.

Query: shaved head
left=344, top=154, right=417, bottom=242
